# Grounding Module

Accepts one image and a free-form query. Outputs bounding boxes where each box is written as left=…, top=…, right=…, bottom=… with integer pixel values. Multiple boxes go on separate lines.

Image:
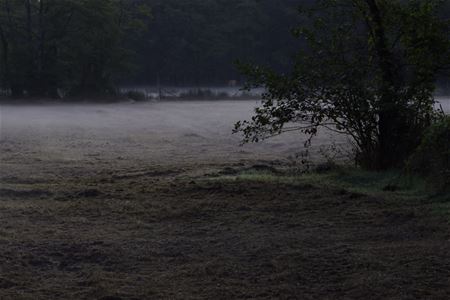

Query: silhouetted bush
left=126, top=91, right=147, bottom=101
left=407, top=116, right=450, bottom=192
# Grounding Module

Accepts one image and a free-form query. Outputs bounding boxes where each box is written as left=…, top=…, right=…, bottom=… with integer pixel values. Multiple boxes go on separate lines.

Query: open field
left=0, top=100, right=449, bottom=299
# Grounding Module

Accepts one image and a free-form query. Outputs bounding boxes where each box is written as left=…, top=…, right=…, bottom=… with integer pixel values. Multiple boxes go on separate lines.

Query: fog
left=0, top=100, right=350, bottom=182
left=2, top=98, right=449, bottom=174
left=436, top=96, right=450, bottom=112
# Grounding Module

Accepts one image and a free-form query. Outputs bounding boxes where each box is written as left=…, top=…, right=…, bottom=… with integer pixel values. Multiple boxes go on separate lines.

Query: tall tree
left=235, top=0, right=450, bottom=170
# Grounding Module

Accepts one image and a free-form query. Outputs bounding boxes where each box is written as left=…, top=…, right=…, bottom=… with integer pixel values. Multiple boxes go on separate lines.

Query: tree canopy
left=0, top=0, right=307, bottom=97
left=0, top=0, right=151, bottom=97
left=235, top=0, right=450, bottom=170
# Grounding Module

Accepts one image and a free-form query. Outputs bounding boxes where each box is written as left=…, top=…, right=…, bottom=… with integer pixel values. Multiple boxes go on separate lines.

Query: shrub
left=126, top=90, right=147, bottom=101
left=407, top=116, right=450, bottom=192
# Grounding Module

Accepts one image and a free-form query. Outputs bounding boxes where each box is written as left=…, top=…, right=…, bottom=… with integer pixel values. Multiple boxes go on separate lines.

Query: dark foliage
left=408, top=116, right=450, bottom=192
left=126, top=90, right=147, bottom=101
left=235, top=0, right=450, bottom=170
left=0, top=0, right=151, bottom=97
left=0, top=0, right=307, bottom=97
left=129, top=0, right=303, bottom=86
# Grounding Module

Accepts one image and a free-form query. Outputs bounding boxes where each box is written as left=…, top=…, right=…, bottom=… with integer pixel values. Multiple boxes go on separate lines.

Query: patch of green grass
left=209, top=164, right=450, bottom=222
left=308, top=168, right=430, bottom=199
left=213, top=166, right=445, bottom=203
left=432, top=201, right=450, bottom=218
left=213, top=171, right=303, bottom=186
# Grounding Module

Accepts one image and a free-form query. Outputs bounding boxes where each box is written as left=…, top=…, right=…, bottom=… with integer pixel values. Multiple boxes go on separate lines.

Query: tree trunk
left=25, top=0, right=37, bottom=96
left=365, top=0, right=404, bottom=169
left=0, top=24, right=10, bottom=88
left=11, top=84, right=24, bottom=98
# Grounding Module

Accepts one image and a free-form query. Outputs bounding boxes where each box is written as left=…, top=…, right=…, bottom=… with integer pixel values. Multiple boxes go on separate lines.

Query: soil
left=0, top=101, right=449, bottom=299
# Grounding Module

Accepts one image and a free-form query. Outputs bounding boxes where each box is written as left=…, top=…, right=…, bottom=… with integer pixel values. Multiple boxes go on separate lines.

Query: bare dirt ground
left=0, top=100, right=449, bottom=299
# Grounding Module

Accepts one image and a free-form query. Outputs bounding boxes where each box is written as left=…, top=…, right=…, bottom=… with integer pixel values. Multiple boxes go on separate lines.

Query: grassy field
left=0, top=164, right=449, bottom=299
left=0, top=101, right=449, bottom=299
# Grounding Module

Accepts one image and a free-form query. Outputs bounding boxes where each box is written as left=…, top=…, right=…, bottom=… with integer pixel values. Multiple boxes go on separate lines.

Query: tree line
left=0, top=0, right=150, bottom=98
left=1, top=0, right=450, bottom=99
left=0, top=0, right=304, bottom=98
left=131, top=0, right=303, bottom=86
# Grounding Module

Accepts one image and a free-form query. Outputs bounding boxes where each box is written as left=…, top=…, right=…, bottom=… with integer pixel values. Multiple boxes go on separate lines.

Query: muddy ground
left=0, top=100, right=449, bottom=299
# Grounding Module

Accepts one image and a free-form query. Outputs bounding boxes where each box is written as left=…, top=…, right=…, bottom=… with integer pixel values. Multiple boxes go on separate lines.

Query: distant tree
left=65, top=0, right=151, bottom=96
left=0, top=0, right=151, bottom=98
left=235, top=0, right=450, bottom=170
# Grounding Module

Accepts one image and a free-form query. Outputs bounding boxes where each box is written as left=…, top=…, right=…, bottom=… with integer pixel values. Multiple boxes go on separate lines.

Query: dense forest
left=132, top=0, right=302, bottom=86
left=0, top=0, right=302, bottom=98
left=1, top=0, right=450, bottom=98
left=0, top=0, right=151, bottom=97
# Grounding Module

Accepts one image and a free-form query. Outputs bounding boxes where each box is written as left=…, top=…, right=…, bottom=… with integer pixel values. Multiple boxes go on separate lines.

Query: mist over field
left=1, top=96, right=448, bottom=192
left=0, top=100, right=340, bottom=171
left=1, top=96, right=447, bottom=165
left=436, top=96, right=450, bottom=112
